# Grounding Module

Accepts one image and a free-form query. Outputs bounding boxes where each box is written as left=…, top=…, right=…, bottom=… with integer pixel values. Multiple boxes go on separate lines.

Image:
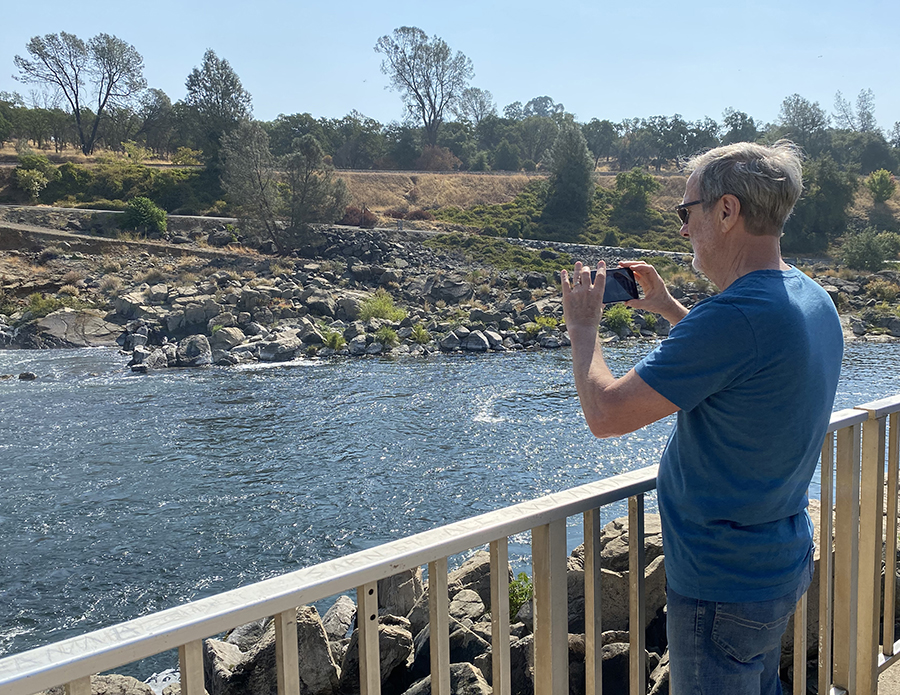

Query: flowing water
left=1, top=340, right=898, bottom=669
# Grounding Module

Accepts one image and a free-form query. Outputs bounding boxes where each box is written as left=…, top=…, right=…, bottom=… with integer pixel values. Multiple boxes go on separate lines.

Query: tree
left=867, top=169, right=896, bottom=203
left=783, top=156, right=857, bottom=252
left=722, top=108, right=759, bottom=144
left=833, top=89, right=877, bottom=133
left=493, top=138, right=520, bottom=171
left=184, top=49, right=252, bottom=161
left=280, top=135, right=349, bottom=232
left=524, top=96, right=564, bottom=119
left=374, top=26, right=474, bottom=146
left=502, top=101, right=525, bottom=121
left=518, top=116, right=558, bottom=164
left=776, top=94, right=829, bottom=156
left=14, top=32, right=147, bottom=154
left=220, top=120, right=280, bottom=247
left=451, top=87, right=496, bottom=125
left=581, top=119, right=619, bottom=166
left=543, top=118, right=594, bottom=224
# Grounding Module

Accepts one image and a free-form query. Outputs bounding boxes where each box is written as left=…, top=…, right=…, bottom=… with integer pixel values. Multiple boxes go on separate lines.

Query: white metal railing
left=0, top=395, right=898, bottom=695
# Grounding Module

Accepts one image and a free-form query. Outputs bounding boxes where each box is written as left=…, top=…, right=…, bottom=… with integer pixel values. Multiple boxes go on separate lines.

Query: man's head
left=684, top=140, right=803, bottom=237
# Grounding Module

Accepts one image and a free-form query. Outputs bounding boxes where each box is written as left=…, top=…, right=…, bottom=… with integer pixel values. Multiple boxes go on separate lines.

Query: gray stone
left=449, top=589, right=485, bottom=623
left=402, top=662, right=491, bottom=695
left=176, top=335, right=212, bottom=367
left=258, top=335, right=303, bottom=362
left=149, top=284, right=169, bottom=303
left=322, top=595, right=357, bottom=641
left=339, top=616, right=414, bottom=693
left=35, top=308, right=122, bottom=347
left=462, top=330, right=490, bottom=352
left=224, top=618, right=268, bottom=652
left=210, top=327, right=246, bottom=351
left=439, top=332, right=461, bottom=351
left=40, top=674, right=156, bottom=695
left=379, top=568, right=424, bottom=618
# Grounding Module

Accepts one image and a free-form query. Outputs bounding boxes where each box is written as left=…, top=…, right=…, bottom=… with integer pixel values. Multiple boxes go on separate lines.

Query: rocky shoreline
left=0, top=205, right=898, bottom=376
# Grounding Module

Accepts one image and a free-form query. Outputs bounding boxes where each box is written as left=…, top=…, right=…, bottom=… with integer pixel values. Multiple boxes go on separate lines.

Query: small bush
left=359, top=289, right=407, bottom=322
left=841, top=228, right=895, bottom=272
left=375, top=326, right=399, bottom=347
left=534, top=315, right=558, bottom=329
left=410, top=324, right=431, bottom=344
left=340, top=205, right=378, bottom=228
left=604, top=303, right=633, bottom=332
left=867, top=169, right=897, bottom=204
left=120, top=196, right=167, bottom=236
left=643, top=312, right=658, bottom=330
left=867, top=278, right=900, bottom=302
left=171, top=147, right=202, bottom=166
left=100, top=276, right=123, bottom=294
left=406, top=208, right=435, bottom=221
left=25, top=293, right=63, bottom=319
left=509, top=572, right=533, bottom=617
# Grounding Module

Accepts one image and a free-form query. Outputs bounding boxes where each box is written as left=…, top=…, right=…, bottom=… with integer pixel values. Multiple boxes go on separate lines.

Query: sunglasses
left=676, top=199, right=704, bottom=225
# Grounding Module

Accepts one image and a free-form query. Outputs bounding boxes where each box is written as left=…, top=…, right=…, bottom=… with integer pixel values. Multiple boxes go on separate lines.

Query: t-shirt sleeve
left=635, top=299, right=758, bottom=412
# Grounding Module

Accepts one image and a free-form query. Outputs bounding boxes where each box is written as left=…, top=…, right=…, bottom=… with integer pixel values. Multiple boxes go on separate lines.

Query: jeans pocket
left=710, top=598, right=794, bottom=664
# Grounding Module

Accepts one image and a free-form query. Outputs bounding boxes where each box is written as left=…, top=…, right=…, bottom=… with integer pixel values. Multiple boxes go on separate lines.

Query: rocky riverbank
left=1, top=206, right=899, bottom=376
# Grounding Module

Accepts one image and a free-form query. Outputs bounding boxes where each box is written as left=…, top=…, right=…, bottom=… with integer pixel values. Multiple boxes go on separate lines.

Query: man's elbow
left=584, top=413, right=633, bottom=439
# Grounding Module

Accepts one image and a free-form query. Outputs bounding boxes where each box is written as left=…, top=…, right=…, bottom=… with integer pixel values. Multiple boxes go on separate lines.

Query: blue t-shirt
left=635, top=268, right=843, bottom=602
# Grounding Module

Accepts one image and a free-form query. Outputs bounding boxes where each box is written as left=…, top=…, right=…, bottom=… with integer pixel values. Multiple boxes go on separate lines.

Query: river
left=1, top=340, right=898, bottom=665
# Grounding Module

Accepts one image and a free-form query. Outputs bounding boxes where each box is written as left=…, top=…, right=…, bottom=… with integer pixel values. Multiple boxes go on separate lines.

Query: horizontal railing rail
left=1, top=396, right=898, bottom=695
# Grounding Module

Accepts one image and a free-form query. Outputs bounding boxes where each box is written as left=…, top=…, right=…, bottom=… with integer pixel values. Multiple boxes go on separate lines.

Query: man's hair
left=685, top=140, right=804, bottom=236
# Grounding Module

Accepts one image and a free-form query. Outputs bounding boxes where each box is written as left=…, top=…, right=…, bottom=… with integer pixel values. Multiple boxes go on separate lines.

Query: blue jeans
left=666, top=559, right=813, bottom=695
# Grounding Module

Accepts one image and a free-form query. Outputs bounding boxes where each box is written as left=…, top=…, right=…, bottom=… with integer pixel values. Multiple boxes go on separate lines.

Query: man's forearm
left=568, top=325, right=616, bottom=436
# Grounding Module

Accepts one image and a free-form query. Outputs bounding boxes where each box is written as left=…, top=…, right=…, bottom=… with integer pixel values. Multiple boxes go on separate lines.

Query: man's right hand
left=619, top=260, right=689, bottom=326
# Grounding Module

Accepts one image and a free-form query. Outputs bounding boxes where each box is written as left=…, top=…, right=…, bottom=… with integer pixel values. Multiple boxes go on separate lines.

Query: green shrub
left=410, top=324, right=431, bottom=344
left=26, top=293, right=62, bottom=319
left=509, top=572, right=533, bottom=617
left=534, top=315, right=558, bottom=329
left=359, top=289, right=407, bottom=322
left=171, top=147, right=202, bottom=166
left=375, top=326, right=399, bottom=347
left=643, top=312, right=658, bottom=330
left=840, top=228, right=897, bottom=272
left=323, top=329, right=346, bottom=350
left=120, top=196, right=167, bottom=236
left=867, top=169, right=897, bottom=204
left=603, top=303, right=633, bottom=332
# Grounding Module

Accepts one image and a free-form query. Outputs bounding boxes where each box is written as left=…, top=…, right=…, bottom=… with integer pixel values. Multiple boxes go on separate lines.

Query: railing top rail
left=854, top=394, right=900, bottom=420
left=0, top=464, right=658, bottom=695
left=828, top=408, right=869, bottom=432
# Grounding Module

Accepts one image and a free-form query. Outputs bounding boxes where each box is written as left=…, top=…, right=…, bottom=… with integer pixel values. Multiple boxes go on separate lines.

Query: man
left=561, top=141, right=843, bottom=695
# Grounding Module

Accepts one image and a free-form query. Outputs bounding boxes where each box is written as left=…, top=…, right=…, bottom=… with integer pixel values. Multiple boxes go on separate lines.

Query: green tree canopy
left=542, top=118, right=594, bottom=224
left=374, top=26, right=474, bottom=146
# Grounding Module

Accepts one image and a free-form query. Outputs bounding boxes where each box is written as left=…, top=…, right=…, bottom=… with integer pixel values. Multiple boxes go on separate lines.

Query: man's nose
left=680, top=224, right=690, bottom=238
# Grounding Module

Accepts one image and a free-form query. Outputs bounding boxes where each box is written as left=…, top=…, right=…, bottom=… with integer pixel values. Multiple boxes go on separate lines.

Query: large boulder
left=40, top=674, right=155, bottom=695
left=401, top=662, right=491, bottom=695
left=379, top=568, right=424, bottom=618
left=339, top=615, right=414, bottom=694
left=34, top=308, right=121, bottom=347
left=322, top=595, right=357, bottom=641
left=210, top=327, right=246, bottom=351
left=206, top=606, right=339, bottom=695
left=176, top=335, right=212, bottom=367
left=430, top=275, right=473, bottom=304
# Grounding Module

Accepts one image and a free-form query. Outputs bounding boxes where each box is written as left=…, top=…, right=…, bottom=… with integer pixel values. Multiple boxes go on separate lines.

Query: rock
left=258, top=335, right=303, bottom=362
left=379, top=568, right=424, bottom=618
left=209, top=606, right=339, bottom=695
left=34, top=308, right=122, bottom=347
left=449, top=589, right=485, bottom=623
left=410, top=619, right=490, bottom=682
left=439, top=332, right=461, bottom=352
left=149, top=284, right=169, bottom=303
left=322, top=595, right=357, bottom=641
left=430, top=275, right=473, bottom=303
left=224, top=618, right=268, bottom=652
left=210, top=327, right=246, bottom=351
left=18, top=372, right=37, bottom=380
left=649, top=648, right=670, bottom=695
left=339, top=616, right=414, bottom=693
left=204, top=638, right=244, bottom=689
left=175, top=335, right=212, bottom=367
left=402, top=662, right=491, bottom=695
left=462, top=331, right=490, bottom=352
left=40, top=674, right=156, bottom=695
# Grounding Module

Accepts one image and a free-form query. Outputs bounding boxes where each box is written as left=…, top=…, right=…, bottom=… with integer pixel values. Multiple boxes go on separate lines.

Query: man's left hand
left=561, top=260, right=606, bottom=335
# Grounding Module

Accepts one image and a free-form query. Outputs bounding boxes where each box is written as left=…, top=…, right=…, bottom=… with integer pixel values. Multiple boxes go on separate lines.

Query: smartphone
left=590, top=267, right=640, bottom=303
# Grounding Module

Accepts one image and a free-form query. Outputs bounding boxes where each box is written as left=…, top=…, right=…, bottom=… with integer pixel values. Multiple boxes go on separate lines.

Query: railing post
left=833, top=421, right=862, bottom=691
left=490, top=539, right=511, bottom=695
left=584, top=508, right=603, bottom=695
left=358, top=581, right=380, bottom=695
left=819, top=432, right=836, bottom=693
left=532, top=519, right=569, bottom=695
left=856, top=412, right=886, bottom=695
left=65, top=676, right=91, bottom=695
left=428, top=558, right=451, bottom=695
left=884, top=411, right=900, bottom=660
left=178, top=640, right=204, bottom=695
left=274, top=609, right=301, bottom=695
left=793, top=592, right=808, bottom=695
left=628, top=495, right=646, bottom=695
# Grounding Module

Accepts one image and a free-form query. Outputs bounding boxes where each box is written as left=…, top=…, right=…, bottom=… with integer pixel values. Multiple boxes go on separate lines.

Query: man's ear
left=719, top=193, right=742, bottom=232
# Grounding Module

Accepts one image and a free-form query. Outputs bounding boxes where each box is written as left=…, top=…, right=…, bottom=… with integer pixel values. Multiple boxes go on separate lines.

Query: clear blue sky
left=2, top=0, right=897, bottom=132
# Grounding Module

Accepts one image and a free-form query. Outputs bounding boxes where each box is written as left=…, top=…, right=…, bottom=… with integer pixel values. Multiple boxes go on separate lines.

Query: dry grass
left=340, top=172, right=537, bottom=211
